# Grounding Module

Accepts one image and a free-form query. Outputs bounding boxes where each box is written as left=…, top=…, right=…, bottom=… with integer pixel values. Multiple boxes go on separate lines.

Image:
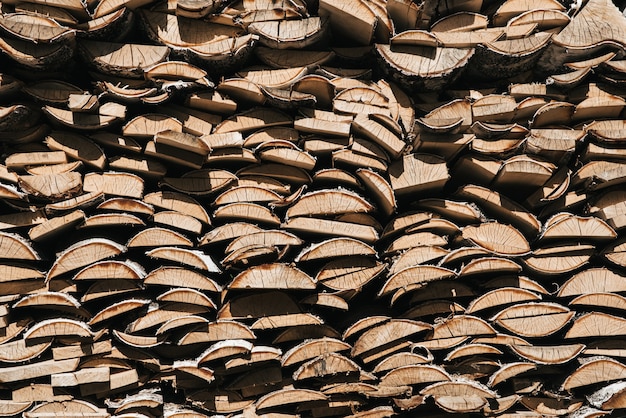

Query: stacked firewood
left=1, top=0, right=626, bottom=416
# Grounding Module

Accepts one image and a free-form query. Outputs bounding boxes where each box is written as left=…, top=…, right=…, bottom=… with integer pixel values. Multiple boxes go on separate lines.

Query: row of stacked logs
left=1, top=0, right=626, bottom=416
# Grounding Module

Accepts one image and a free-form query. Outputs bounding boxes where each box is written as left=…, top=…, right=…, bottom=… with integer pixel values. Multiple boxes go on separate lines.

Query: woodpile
left=2, top=0, right=626, bottom=416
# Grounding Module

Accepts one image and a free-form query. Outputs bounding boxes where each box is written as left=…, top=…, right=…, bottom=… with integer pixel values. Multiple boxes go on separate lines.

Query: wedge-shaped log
left=558, top=267, right=626, bottom=297
left=229, top=263, right=315, bottom=290
left=144, top=267, right=220, bottom=294
left=157, top=288, right=216, bottom=309
left=319, top=0, right=375, bottom=45
left=352, top=319, right=431, bottom=357
left=419, top=380, right=495, bottom=413
left=565, top=312, right=626, bottom=338
left=540, top=213, right=616, bottom=241
left=283, top=217, right=379, bottom=243
left=422, top=315, right=496, bottom=350
left=293, top=353, right=363, bottom=381
left=315, top=256, right=385, bottom=291
left=24, top=318, right=92, bottom=339
left=78, top=40, right=169, bottom=78
left=0, top=400, right=31, bottom=416
left=510, top=343, right=585, bottom=364
left=281, top=337, right=350, bottom=367
left=456, top=184, right=541, bottom=238
left=127, top=227, right=192, bottom=248
left=462, top=222, right=530, bottom=256
left=570, top=292, right=626, bottom=311
left=225, top=230, right=302, bottom=254
left=214, top=186, right=283, bottom=207
left=146, top=247, right=221, bottom=273
left=22, top=399, right=108, bottom=418
left=0, top=232, right=39, bottom=260
left=491, top=302, right=574, bottom=338
left=214, top=107, right=292, bottom=134
left=18, top=173, right=82, bottom=201
left=196, top=339, right=253, bottom=364
left=562, top=358, right=626, bottom=391
left=122, top=114, right=182, bottom=139
left=523, top=243, right=594, bottom=275
left=13, top=292, right=86, bottom=318
left=46, top=131, right=106, bottom=170
left=47, top=238, right=126, bottom=281
left=248, top=16, right=328, bottom=49
left=376, top=44, right=474, bottom=91
left=466, top=288, right=542, bottom=314
left=83, top=171, right=144, bottom=198
left=144, top=191, right=209, bottom=224
left=379, top=265, right=456, bottom=297
left=488, top=362, right=537, bottom=387
left=296, top=238, right=376, bottom=262
left=89, top=299, right=150, bottom=326
left=73, top=259, right=144, bottom=281
left=178, top=320, right=255, bottom=345
left=287, top=189, right=373, bottom=219
left=256, top=388, right=327, bottom=412
left=156, top=315, right=208, bottom=336
left=380, top=364, right=451, bottom=387
left=388, top=153, right=449, bottom=196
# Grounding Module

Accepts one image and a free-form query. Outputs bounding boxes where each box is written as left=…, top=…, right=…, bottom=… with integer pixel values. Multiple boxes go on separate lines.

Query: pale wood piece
left=0, top=232, right=39, bottom=260
left=23, top=400, right=108, bottom=417
left=5, top=151, right=67, bottom=169
left=282, top=217, right=379, bottom=244
left=153, top=211, right=203, bottom=235
left=248, top=17, right=328, bottom=49
left=319, top=0, right=376, bottom=45
left=0, top=339, right=52, bottom=363
left=89, top=299, right=150, bottom=326
left=293, top=352, right=362, bottom=381
left=146, top=247, right=221, bottom=273
left=122, top=114, right=183, bottom=138
left=316, top=256, right=385, bottom=291
left=462, top=222, right=530, bottom=255
left=510, top=343, right=585, bottom=364
left=24, top=318, right=92, bottom=339
left=562, top=358, right=626, bottom=391
left=456, top=184, right=541, bottom=238
left=389, top=153, right=449, bottom=196
left=78, top=40, right=169, bottom=79
left=379, top=265, right=456, bottom=297
left=255, top=388, right=327, bottom=412
left=45, top=131, right=106, bottom=170
left=144, top=266, right=221, bottom=292
left=558, top=267, right=626, bottom=297
left=565, top=312, right=626, bottom=338
left=177, top=320, right=255, bottom=345
left=523, top=243, right=594, bottom=275
left=352, top=319, right=431, bottom=357
left=491, top=302, right=574, bottom=338
left=144, top=191, right=210, bottom=224
left=47, top=238, right=126, bottom=281
left=83, top=171, right=144, bottom=199
left=287, top=189, right=373, bottom=219
left=229, top=263, right=315, bottom=290
left=214, top=108, right=292, bottom=134
left=73, top=259, right=145, bottom=281
left=296, top=237, right=375, bottom=262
